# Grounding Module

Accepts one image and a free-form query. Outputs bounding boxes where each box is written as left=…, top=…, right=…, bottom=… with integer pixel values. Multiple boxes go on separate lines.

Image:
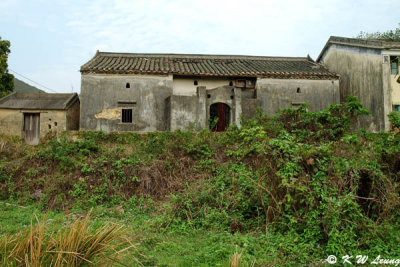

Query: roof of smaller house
left=81, top=52, right=338, bottom=79
left=317, top=36, right=400, bottom=62
left=0, top=92, right=79, bottom=110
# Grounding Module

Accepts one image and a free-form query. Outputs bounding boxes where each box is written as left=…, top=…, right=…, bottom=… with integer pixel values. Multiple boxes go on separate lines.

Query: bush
left=388, top=111, right=400, bottom=129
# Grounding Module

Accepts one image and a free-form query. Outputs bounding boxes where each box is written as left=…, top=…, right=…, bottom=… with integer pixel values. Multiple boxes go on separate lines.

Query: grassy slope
left=1, top=99, right=400, bottom=266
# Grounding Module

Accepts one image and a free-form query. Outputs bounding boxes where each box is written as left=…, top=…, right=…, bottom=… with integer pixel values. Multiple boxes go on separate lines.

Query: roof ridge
left=14, top=92, right=75, bottom=96
left=96, top=51, right=309, bottom=61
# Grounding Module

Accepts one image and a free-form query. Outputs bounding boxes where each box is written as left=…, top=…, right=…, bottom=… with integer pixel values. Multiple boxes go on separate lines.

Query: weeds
left=0, top=210, right=140, bottom=266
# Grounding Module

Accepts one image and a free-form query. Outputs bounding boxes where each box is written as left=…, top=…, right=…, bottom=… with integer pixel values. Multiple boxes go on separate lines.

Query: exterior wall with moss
left=319, top=44, right=388, bottom=131
left=0, top=109, right=68, bottom=138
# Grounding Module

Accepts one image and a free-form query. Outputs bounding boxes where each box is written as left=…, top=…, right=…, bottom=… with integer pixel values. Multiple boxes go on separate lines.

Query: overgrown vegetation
left=1, top=96, right=400, bottom=265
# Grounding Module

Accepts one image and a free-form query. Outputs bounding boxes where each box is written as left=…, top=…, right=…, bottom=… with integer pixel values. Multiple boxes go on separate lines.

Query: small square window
left=122, top=109, right=132, bottom=123
left=384, top=55, right=389, bottom=63
left=235, top=79, right=246, bottom=88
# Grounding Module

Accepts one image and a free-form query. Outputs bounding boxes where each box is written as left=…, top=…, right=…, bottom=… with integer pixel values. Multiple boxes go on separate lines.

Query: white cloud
left=3, top=0, right=400, bottom=93
left=62, top=0, right=400, bottom=58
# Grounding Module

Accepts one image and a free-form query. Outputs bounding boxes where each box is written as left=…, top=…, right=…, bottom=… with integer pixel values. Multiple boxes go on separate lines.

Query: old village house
left=80, top=52, right=339, bottom=132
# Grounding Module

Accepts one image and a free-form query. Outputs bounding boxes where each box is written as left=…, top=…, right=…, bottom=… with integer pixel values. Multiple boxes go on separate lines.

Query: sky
left=0, top=0, right=399, bottom=94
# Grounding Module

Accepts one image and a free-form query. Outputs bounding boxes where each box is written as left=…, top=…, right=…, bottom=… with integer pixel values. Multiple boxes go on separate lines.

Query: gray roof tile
left=0, top=93, right=79, bottom=110
left=81, top=52, right=338, bottom=79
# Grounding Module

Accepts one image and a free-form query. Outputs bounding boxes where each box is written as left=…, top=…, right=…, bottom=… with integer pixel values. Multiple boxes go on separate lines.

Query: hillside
left=0, top=97, right=400, bottom=265
left=13, top=77, right=44, bottom=93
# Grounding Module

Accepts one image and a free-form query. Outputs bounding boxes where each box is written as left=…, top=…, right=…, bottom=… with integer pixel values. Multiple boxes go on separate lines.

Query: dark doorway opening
left=209, top=103, right=230, bottom=132
left=24, top=113, right=40, bottom=145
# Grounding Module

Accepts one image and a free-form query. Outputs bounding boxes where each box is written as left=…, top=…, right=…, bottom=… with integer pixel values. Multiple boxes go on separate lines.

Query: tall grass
left=229, top=248, right=256, bottom=267
left=0, top=211, right=140, bottom=266
left=229, top=250, right=242, bottom=267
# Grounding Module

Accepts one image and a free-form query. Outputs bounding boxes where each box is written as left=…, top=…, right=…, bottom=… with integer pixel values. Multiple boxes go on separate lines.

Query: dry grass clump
left=0, top=211, right=141, bottom=266
left=230, top=250, right=242, bottom=267
left=229, top=248, right=256, bottom=267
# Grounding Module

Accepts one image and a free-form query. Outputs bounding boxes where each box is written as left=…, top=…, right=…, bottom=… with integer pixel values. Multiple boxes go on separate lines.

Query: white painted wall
left=173, top=78, right=231, bottom=96
left=382, top=51, right=400, bottom=107
left=390, top=75, right=400, bottom=105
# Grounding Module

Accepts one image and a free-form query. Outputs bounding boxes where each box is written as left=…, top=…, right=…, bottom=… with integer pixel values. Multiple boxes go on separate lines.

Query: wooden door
left=210, top=103, right=230, bottom=132
left=24, top=113, right=40, bottom=145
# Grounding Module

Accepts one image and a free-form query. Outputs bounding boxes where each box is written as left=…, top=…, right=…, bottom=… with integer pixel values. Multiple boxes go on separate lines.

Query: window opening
left=122, top=109, right=133, bottom=123
left=393, top=105, right=400, bottom=114
left=390, top=56, right=399, bottom=75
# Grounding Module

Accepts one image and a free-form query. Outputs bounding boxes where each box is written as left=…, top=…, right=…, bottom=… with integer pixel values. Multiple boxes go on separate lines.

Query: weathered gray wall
left=167, top=95, right=200, bottom=131
left=319, top=44, right=386, bottom=131
left=0, top=109, right=23, bottom=136
left=168, top=86, right=248, bottom=131
left=80, top=74, right=173, bottom=131
left=256, top=78, right=339, bottom=114
left=67, top=99, right=80, bottom=130
left=0, top=109, right=68, bottom=137
left=80, top=73, right=339, bottom=132
left=241, top=99, right=261, bottom=120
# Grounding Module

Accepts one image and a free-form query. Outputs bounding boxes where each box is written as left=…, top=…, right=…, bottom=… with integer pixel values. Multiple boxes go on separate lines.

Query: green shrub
left=388, top=111, right=400, bottom=129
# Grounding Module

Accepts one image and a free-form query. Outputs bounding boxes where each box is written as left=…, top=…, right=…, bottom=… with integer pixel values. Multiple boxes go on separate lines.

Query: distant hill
left=13, top=77, right=45, bottom=93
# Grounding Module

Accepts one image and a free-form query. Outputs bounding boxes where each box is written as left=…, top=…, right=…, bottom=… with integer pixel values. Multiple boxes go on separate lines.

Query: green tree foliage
left=0, top=37, right=14, bottom=96
left=357, top=23, right=400, bottom=40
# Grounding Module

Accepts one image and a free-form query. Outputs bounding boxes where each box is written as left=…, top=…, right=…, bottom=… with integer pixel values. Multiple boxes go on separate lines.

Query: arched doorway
left=209, top=103, right=230, bottom=132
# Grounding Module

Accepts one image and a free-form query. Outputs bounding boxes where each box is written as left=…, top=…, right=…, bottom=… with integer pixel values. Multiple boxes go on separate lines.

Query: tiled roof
left=0, top=93, right=79, bottom=110
left=81, top=52, right=338, bottom=79
left=317, top=36, right=400, bottom=62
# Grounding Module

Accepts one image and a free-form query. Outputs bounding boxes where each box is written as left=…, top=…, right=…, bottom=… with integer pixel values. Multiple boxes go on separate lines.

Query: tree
left=0, top=36, right=14, bottom=96
left=356, top=23, right=400, bottom=41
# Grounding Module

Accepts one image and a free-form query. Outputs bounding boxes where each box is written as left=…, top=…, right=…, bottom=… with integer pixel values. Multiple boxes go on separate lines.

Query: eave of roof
left=0, top=92, right=79, bottom=110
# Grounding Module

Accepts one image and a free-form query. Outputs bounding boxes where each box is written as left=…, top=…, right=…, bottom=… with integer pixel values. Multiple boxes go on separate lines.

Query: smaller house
left=0, top=92, right=80, bottom=144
